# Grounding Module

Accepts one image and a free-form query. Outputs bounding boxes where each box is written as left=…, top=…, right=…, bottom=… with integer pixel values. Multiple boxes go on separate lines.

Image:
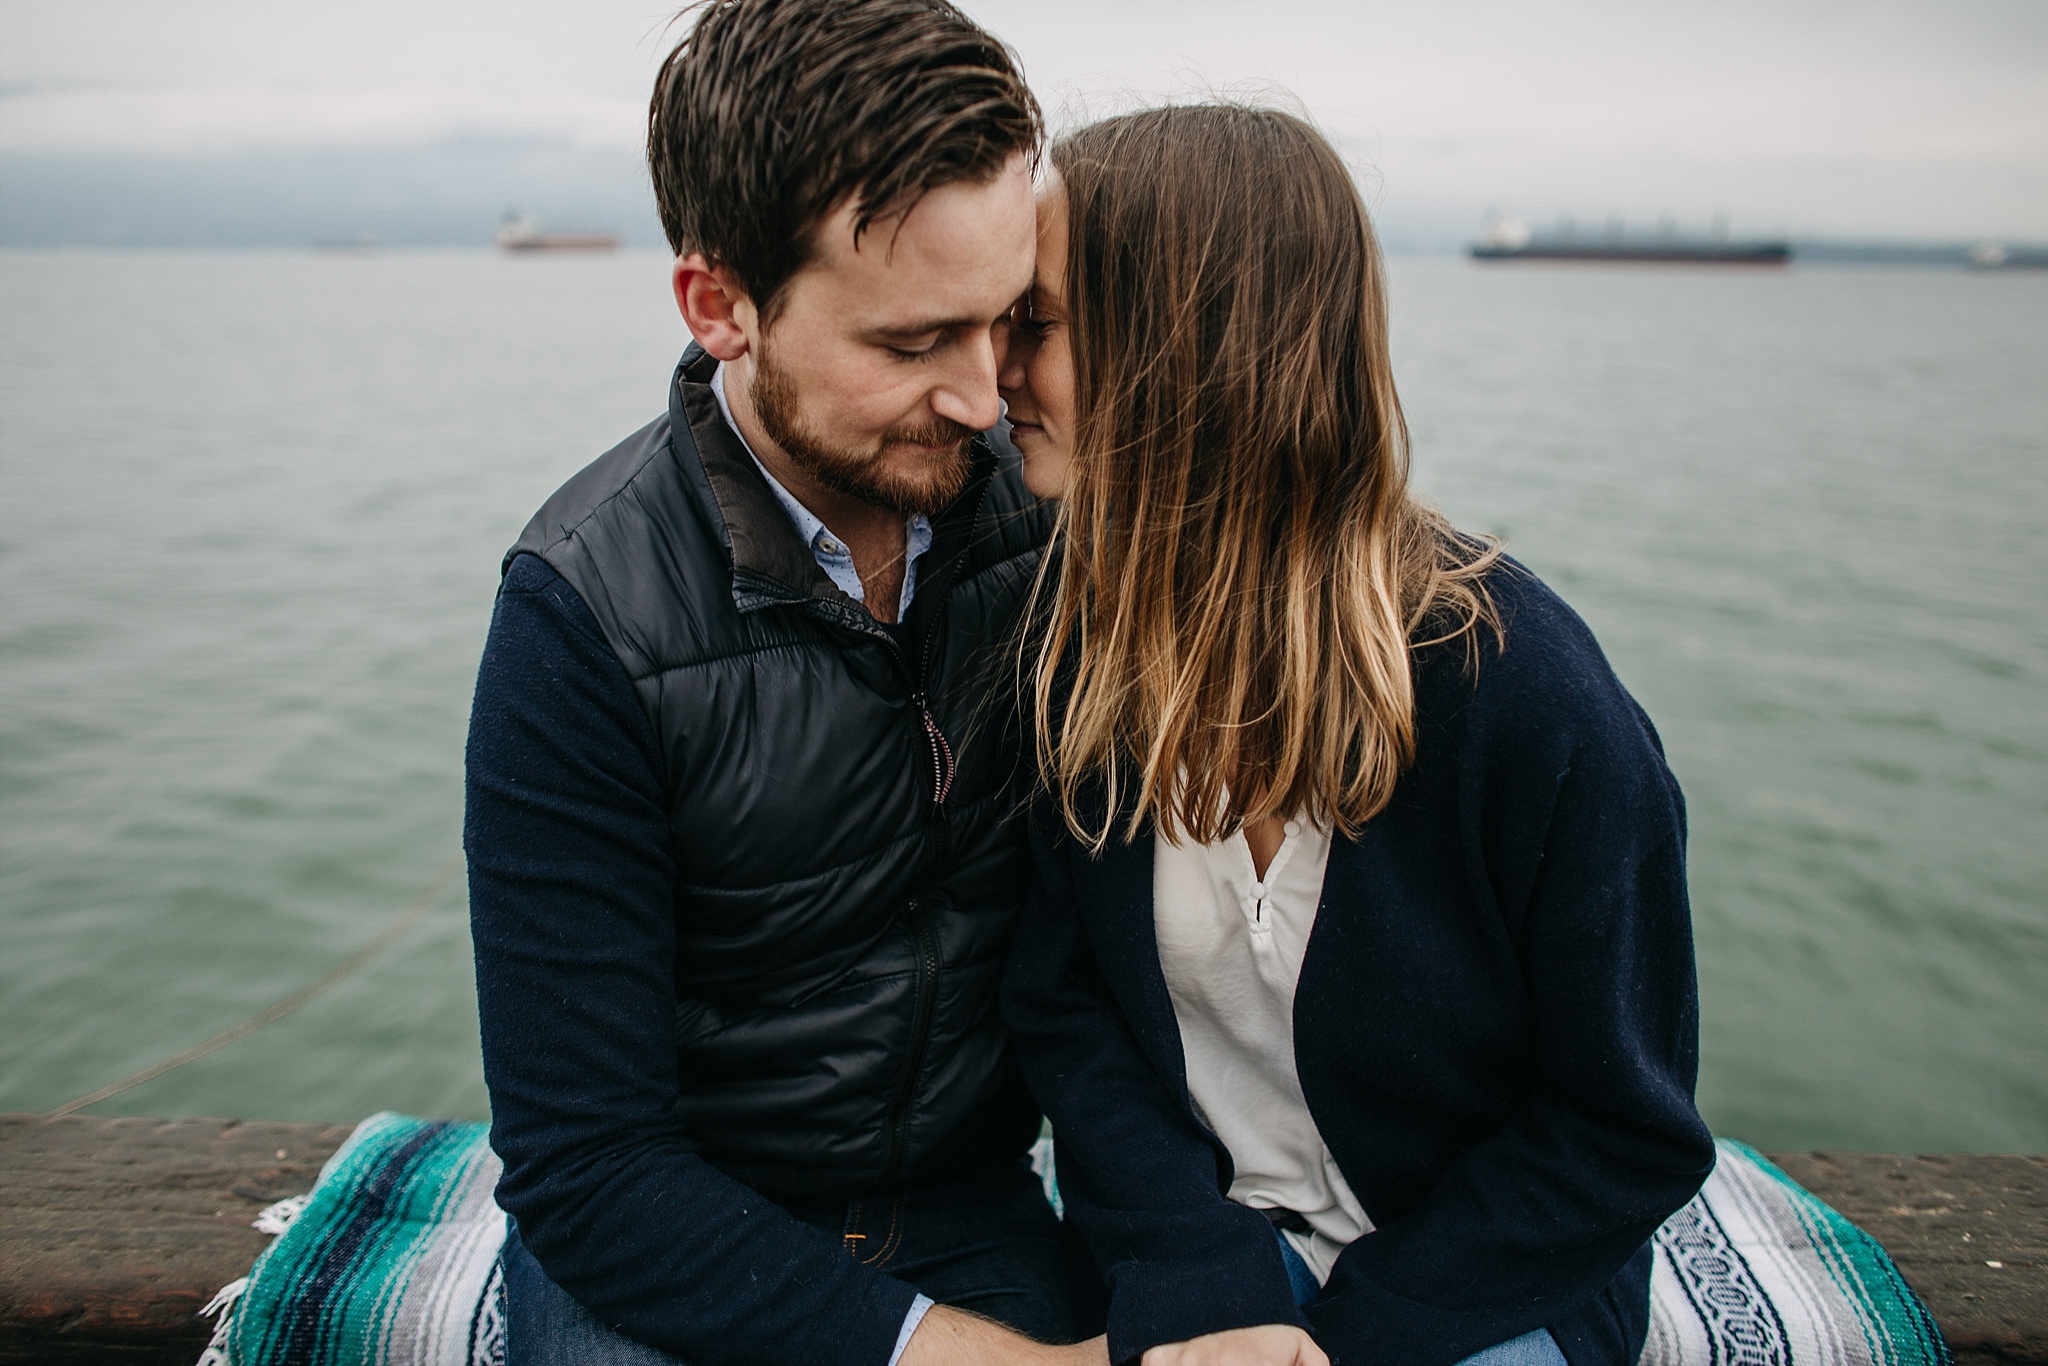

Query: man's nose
left=931, top=328, right=1004, bottom=432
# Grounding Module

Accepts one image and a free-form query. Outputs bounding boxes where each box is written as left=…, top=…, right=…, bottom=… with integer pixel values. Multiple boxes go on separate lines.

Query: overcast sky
left=3, top=0, right=2044, bottom=244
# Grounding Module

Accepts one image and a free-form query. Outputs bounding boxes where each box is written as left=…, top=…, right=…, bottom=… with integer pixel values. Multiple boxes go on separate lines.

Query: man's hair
left=650, top=0, right=1041, bottom=320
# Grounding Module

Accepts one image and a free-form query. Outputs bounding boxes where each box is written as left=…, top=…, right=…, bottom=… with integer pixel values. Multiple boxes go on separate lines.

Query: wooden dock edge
left=2, top=1115, right=2042, bottom=1363
left=1766, top=1150, right=2046, bottom=1364
left=1, top=1114, right=352, bottom=1364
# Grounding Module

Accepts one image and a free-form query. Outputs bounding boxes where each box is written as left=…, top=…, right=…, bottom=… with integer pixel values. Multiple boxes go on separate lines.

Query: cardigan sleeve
left=1003, top=806, right=1313, bottom=1365
left=1306, top=581, right=1715, bottom=1365
left=467, top=553, right=921, bottom=1366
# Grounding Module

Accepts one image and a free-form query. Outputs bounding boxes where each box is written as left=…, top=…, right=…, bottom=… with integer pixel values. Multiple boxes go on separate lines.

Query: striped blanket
left=202, top=1113, right=1950, bottom=1365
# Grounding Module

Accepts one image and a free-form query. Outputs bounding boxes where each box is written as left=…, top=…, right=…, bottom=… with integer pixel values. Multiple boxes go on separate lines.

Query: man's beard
left=750, top=348, right=975, bottom=518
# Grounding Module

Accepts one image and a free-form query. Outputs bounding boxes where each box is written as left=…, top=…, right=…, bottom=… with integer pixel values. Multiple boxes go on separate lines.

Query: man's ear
left=673, top=253, right=755, bottom=362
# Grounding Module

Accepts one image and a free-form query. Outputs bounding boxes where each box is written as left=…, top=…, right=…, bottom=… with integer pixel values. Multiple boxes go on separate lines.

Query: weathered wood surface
left=1769, top=1151, right=2048, bottom=1365
left=1, top=1116, right=2041, bottom=1364
left=0, top=1113, right=350, bottom=1364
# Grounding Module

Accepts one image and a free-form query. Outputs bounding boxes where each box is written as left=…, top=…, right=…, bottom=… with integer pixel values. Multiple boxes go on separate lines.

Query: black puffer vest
left=508, top=346, right=1052, bottom=1199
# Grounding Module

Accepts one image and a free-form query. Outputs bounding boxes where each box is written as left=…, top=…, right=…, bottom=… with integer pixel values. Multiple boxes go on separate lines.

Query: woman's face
left=999, top=181, right=1075, bottom=499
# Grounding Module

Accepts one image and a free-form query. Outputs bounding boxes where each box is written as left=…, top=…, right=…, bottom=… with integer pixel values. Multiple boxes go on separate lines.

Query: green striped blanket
left=202, top=1115, right=505, bottom=1366
left=1643, top=1142, right=1949, bottom=1365
left=202, top=1113, right=1951, bottom=1365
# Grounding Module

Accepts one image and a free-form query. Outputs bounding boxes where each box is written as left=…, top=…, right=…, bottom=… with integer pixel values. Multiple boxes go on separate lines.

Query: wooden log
left=0, top=1114, right=350, bottom=1364
left=1767, top=1152, right=2048, bottom=1366
left=2, top=1115, right=2041, bottom=1363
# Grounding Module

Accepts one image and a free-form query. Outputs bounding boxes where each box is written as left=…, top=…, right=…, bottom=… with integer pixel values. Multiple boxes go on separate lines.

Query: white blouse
left=1153, top=815, right=1372, bottom=1285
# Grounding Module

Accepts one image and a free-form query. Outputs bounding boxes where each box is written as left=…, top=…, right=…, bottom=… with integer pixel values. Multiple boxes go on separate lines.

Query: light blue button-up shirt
left=711, top=364, right=933, bottom=621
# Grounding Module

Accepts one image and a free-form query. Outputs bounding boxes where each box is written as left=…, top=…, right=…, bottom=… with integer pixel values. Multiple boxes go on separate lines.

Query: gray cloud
left=1, top=0, right=2041, bottom=244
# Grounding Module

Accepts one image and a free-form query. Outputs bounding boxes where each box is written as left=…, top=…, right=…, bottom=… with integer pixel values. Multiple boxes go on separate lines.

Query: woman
left=997, top=105, right=1714, bottom=1366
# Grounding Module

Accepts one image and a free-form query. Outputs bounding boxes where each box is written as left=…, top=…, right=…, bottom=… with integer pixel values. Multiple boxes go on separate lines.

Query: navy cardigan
left=1001, top=564, right=1715, bottom=1366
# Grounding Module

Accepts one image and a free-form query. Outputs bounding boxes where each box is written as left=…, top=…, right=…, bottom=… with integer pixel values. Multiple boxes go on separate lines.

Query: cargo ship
left=496, top=212, right=619, bottom=253
left=1470, top=216, right=1789, bottom=266
left=1967, top=241, right=2048, bottom=271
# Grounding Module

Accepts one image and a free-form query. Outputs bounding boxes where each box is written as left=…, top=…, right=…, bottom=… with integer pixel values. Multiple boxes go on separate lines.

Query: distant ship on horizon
left=1470, top=215, right=1790, bottom=267
left=496, top=212, right=619, bottom=253
left=1966, top=241, right=2048, bottom=271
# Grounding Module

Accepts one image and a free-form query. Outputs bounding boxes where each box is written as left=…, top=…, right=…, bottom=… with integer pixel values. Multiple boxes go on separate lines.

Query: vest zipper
left=900, top=474, right=985, bottom=816
left=772, top=471, right=992, bottom=1189
left=881, top=893, right=944, bottom=1188
left=910, top=692, right=956, bottom=809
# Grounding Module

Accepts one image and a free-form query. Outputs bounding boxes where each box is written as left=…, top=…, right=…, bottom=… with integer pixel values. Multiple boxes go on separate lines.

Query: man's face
left=740, top=153, right=1036, bottom=517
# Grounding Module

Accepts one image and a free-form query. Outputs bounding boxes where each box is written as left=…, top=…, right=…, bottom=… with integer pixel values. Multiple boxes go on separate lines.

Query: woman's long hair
left=1030, top=104, right=1501, bottom=851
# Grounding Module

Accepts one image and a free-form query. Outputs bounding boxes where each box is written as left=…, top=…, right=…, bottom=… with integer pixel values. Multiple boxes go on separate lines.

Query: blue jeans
left=1274, top=1229, right=1567, bottom=1366
left=504, top=1157, right=1101, bottom=1364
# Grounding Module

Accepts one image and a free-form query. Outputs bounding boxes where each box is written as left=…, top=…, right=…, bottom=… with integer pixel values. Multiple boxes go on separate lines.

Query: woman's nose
left=997, top=325, right=1030, bottom=392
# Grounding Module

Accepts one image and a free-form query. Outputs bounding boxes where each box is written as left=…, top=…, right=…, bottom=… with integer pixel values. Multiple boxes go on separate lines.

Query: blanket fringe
left=193, top=1192, right=306, bottom=1365
left=255, top=1193, right=310, bottom=1236
left=196, top=1275, right=248, bottom=1365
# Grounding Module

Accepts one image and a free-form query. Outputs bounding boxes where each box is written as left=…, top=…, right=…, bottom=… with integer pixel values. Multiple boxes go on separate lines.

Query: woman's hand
left=1140, top=1325, right=1329, bottom=1366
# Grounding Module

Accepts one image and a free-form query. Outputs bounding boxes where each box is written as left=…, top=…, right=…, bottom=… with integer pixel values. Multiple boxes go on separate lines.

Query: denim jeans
left=1274, top=1228, right=1568, bottom=1366
left=503, top=1157, right=1101, bottom=1364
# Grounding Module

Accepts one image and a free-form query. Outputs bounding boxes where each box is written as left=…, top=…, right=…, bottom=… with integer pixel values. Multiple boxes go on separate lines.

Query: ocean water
left=1, top=251, right=2043, bottom=1151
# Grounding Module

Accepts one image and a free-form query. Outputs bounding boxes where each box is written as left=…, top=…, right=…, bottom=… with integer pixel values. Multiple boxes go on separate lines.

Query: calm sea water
left=2, top=251, right=2043, bottom=1151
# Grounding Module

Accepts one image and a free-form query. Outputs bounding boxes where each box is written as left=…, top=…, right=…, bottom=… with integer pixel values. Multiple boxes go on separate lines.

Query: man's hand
left=1140, top=1325, right=1329, bottom=1366
left=900, top=1305, right=1110, bottom=1366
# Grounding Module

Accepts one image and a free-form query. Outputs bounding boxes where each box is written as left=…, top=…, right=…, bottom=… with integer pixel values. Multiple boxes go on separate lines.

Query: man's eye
left=888, top=340, right=939, bottom=360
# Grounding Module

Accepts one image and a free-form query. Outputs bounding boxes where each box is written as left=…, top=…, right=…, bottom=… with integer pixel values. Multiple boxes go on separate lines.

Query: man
left=464, top=2, right=1095, bottom=1362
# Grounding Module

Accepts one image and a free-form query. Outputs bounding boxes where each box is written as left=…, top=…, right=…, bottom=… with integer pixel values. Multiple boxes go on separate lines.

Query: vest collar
left=672, top=345, right=838, bottom=610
